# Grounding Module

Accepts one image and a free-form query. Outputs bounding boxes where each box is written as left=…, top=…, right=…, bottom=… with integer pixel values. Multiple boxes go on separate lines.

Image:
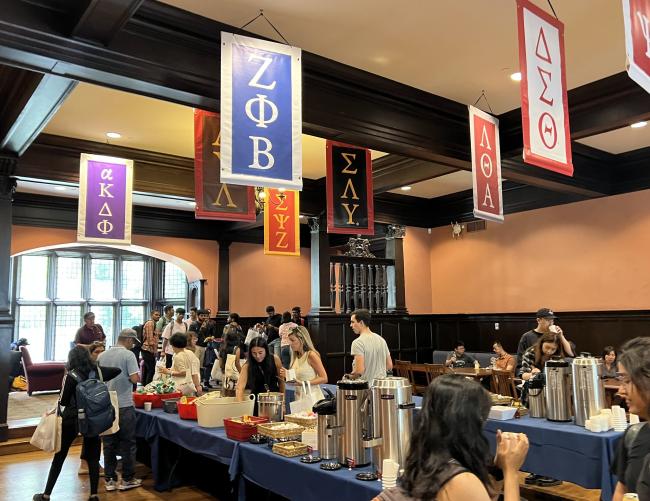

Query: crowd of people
left=18, top=303, right=650, bottom=501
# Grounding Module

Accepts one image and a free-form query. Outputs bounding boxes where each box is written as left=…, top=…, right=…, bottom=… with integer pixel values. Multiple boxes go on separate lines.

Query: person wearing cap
left=98, top=328, right=142, bottom=492
left=161, top=307, right=189, bottom=369
left=516, top=308, right=575, bottom=370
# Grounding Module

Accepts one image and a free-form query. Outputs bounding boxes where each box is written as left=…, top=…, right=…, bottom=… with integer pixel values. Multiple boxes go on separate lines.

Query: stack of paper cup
left=382, top=459, right=399, bottom=490
left=630, top=413, right=640, bottom=425
left=600, top=409, right=613, bottom=430
left=611, top=406, right=628, bottom=432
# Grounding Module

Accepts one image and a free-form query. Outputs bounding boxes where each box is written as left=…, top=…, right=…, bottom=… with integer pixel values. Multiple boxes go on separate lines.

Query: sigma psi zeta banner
left=77, top=153, right=133, bottom=244
left=220, top=32, right=302, bottom=190
left=516, top=0, right=573, bottom=176
left=469, top=106, right=504, bottom=223
left=263, top=188, right=300, bottom=256
left=623, top=0, right=650, bottom=94
left=325, top=141, right=374, bottom=235
left=194, top=109, right=256, bottom=221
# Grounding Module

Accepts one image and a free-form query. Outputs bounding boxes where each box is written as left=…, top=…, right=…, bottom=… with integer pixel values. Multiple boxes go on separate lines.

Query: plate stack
left=612, top=406, right=628, bottom=432
left=382, top=459, right=399, bottom=490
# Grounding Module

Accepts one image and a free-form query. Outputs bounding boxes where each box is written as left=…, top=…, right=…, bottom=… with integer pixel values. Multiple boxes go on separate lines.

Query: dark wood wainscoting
left=214, top=310, right=650, bottom=383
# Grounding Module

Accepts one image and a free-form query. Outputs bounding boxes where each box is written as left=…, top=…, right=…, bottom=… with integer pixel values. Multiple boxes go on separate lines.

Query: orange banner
left=263, top=189, right=300, bottom=256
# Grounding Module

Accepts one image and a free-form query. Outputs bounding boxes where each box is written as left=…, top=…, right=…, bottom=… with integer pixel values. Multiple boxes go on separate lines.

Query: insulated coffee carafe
left=336, top=377, right=370, bottom=467
left=313, top=390, right=338, bottom=460
left=545, top=356, right=573, bottom=422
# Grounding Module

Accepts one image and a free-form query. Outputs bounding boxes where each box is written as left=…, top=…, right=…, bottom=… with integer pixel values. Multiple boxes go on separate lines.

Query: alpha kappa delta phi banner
left=516, top=0, right=573, bottom=176
left=325, top=141, right=374, bottom=235
left=263, top=188, right=300, bottom=256
left=194, top=109, right=256, bottom=221
left=77, top=153, right=133, bottom=244
left=469, top=106, right=504, bottom=223
left=623, top=0, right=650, bottom=94
left=220, top=32, right=302, bottom=190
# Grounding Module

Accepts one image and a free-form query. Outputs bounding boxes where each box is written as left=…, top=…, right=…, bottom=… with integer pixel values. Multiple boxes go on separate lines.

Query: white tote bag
left=290, top=381, right=319, bottom=414
left=223, top=351, right=240, bottom=392
left=100, top=390, right=120, bottom=436
left=30, top=407, right=62, bottom=453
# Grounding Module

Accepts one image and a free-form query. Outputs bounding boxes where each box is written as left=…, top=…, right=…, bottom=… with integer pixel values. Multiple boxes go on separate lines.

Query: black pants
left=141, top=350, right=156, bottom=386
left=165, top=353, right=173, bottom=368
left=44, top=417, right=101, bottom=495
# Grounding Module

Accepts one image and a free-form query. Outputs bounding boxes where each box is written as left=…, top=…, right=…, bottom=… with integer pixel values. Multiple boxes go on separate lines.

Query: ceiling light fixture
left=400, top=186, right=412, bottom=191
left=106, top=132, right=122, bottom=139
left=510, top=72, right=522, bottom=82
left=631, top=121, right=647, bottom=128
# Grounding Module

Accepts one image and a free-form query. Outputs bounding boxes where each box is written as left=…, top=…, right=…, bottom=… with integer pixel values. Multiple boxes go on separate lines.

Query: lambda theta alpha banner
left=325, top=141, right=374, bottom=235
left=623, top=0, right=650, bottom=94
left=194, top=109, right=256, bottom=221
left=220, top=32, right=302, bottom=191
left=469, top=106, right=504, bottom=223
left=516, top=0, right=573, bottom=176
left=77, top=153, right=133, bottom=244
left=263, top=188, right=300, bottom=256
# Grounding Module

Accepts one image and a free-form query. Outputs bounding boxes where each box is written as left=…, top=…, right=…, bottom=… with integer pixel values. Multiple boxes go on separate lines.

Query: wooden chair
left=424, top=363, right=447, bottom=384
left=408, top=363, right=430, bottom=395
left=393, top=360, right=411, bottom=380
left=490, top=369, right=518, bottom=399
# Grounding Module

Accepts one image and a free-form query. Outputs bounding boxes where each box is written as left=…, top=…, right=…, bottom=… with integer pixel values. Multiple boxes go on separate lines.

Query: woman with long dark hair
left=375, top=375, right=528, bottom=501
left=33, top=345, right=121, bottom=501
left=219, top=326, right=243, bottom=395
left=519, top=332, right=565, bottom=380
left=235, top=337, right=285, bottom=415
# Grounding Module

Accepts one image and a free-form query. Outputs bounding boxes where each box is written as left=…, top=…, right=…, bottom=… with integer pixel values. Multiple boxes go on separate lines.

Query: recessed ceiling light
left=510, top=72, right=522, bottom=82
left=106, top=132, right=121, bottom=139
left=631, top=121, right=647, bottom=128
left=54, top=186, right=67, bottom=191
left=400, top=186, right=412, bottom=191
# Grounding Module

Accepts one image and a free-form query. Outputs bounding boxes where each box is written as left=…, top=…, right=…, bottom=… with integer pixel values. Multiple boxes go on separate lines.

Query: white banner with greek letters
left=623, top=0, right=650, bottom=95
left=220, top=32, right=302, bottom=190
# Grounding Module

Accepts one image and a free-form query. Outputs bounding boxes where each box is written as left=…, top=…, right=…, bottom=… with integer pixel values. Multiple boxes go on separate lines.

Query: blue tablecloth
left=483, top=416, right=621, bottom=500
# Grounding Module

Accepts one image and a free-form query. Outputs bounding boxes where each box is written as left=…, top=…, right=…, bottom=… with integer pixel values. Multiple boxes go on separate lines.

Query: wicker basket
left=284, top=414, right=317, bottom=429
left=257, top=422, right=305, bottom=440
left=272, top=441, right=309, bottom=458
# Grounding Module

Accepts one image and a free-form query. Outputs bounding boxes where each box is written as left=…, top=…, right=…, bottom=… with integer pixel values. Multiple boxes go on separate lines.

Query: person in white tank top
left=280, top=326, right=328, bottom=402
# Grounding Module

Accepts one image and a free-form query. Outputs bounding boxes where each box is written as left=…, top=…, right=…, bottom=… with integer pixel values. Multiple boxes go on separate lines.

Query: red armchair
left=20, top=346, right=66, bottom=395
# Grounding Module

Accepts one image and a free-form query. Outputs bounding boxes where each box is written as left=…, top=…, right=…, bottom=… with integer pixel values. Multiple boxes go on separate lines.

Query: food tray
left=285, top=414, right=318, bottom=428
left=133, top=391, right=182, bottom=409
left=257, top=422, right=305, bottom=440
left=223, top=415, right=269, bottom=441
left=272, top=441, right=309, bottom=458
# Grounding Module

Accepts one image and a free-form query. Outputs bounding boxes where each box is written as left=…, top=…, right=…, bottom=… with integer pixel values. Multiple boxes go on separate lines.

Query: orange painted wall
left=403, top=227, right=433, bottom=313
left=229, top=242, right=311, bottom=317
left=429, top=189, right=650, bottom=313
left=10, top=225, right=219, bottom=312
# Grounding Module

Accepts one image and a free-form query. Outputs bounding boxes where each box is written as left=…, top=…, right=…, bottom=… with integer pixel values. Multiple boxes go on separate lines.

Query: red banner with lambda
left=263, top=188, right=300, bottom=256
left=623, top=0, right=650, bottom=94
left=193, top=109, right=255, bottom=221
left=516, top=0, right=573, bottom=176
left=325, top=140, right=374, bottom=235
left=469, top=106, right=504, bottom=223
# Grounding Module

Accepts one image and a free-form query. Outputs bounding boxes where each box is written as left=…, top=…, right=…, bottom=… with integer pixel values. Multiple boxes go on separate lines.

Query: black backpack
left=70, top=367, right=114, bottom=437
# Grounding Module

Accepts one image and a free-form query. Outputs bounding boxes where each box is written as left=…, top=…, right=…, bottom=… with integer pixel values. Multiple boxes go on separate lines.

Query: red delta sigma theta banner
left=469, top=106, right=504, bottom=223
left=516, top=0, right=573, bottom=176
left=623, top=0, right=650, bottom=94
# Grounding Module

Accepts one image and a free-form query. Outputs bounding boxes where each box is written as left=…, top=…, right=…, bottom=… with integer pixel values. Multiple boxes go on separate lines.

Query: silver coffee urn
left=572, top=353, right=606, bottom=426
left=368, top=376, right=414, bottom=474
left=545, top=356, right=573, bottom=422
left=313, top=395, right=338, bottom=460
left=336, top=377, right=370, bottom=467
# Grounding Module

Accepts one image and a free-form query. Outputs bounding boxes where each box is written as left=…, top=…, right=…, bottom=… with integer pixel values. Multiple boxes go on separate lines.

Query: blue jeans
left=102, top=406, right=137, bottom=481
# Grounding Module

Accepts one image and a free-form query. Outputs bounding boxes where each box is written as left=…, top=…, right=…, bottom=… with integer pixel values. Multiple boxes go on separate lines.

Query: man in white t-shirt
left=349, top=309, right=393, bottom=384
left=161, top=307, right=189, bottom=368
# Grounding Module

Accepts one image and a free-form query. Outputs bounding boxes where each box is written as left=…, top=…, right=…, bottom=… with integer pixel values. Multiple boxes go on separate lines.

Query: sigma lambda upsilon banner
left=194, top=109, right=256, bottom=221
left=469, top=106, right=504, bottom=223
left=517, top=0, right=573, bottom=176
left=220, top=32, right=302, bottom=190
left=325, top=141, right=374, bottom=235
left=77, top=153, right=133, bottom=244
left=623, top=0, right=650, bottom=94
left=263, top=188, right=300, bottom=256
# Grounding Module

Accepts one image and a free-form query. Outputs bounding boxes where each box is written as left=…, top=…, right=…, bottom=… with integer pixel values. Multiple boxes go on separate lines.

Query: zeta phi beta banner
left=77, top=153, right=133, bottom=244
left=220, top=32, right=302, bottom=190
left=325, top=140, right=374, bottom=235
left=263, top=188, right=300, bottom=256
left=194, top=109, right=256, bottom=221
left=623, top=0, right=650, bottom=95
left=516, top=0, right=573, bottom=176
left=469, top=106, right=504, bottom=223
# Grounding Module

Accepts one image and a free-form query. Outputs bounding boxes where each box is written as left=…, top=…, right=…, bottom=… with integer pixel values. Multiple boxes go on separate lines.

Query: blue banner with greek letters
left=220, top=32, right=302, bottom=190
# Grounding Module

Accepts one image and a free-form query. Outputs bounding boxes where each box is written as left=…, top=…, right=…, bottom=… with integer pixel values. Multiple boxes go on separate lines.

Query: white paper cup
left=630, top=413, right=640, bottom=425
left=144, top=402, right=152, bottom=411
